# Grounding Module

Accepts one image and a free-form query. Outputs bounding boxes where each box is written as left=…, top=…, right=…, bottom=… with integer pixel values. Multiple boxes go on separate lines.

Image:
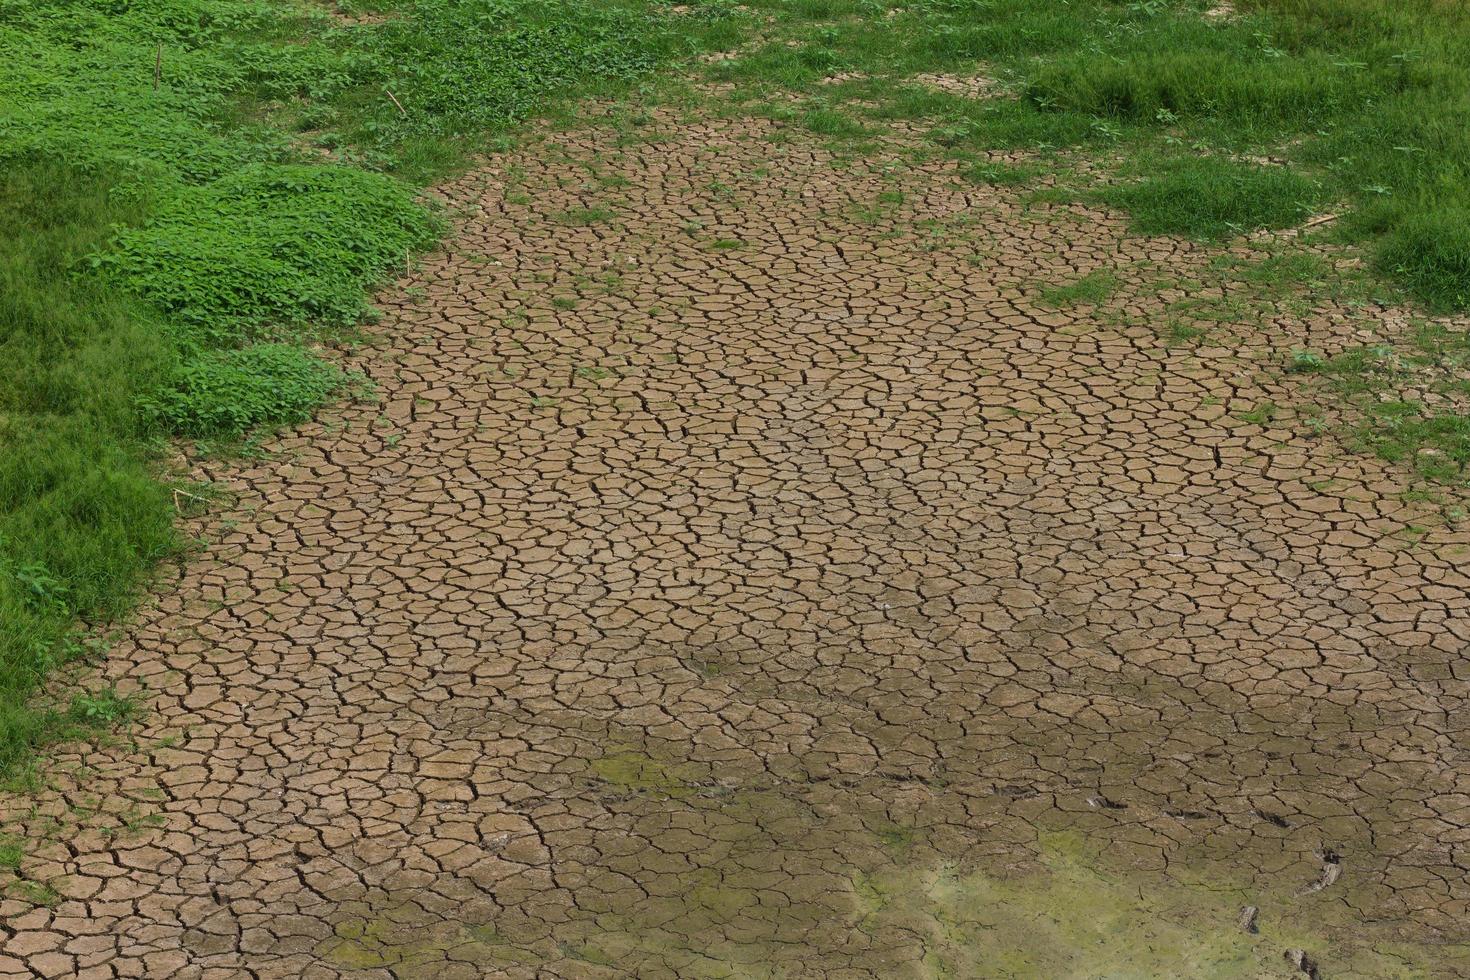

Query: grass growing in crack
left=554, top=207, right=617, bottom=226
left=963, top=160, right=1043, bottom=187
left=1039, top=271, right=1118, bottom=308
left=1236, top=400, right=1279, bottom=425
left=0, top=835, right=22, bottom=871
left=1307, top=324, right=1470, bottom=483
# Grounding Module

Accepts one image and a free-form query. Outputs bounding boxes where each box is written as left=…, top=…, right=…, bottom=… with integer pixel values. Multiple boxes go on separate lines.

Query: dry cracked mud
left=4, top=103, right=1470, bottom=978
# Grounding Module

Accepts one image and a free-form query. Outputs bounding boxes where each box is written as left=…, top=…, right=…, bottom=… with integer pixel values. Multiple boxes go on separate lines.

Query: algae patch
left=323, top=914, right=538, bottom=974
left=588, top=746, right=708, bottom=797
left=852, top=832, right=1462, bottom=979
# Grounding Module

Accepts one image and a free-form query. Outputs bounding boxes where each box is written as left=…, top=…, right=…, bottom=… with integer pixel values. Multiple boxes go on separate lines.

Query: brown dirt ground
left=4, top=103, right=1470, bottom=978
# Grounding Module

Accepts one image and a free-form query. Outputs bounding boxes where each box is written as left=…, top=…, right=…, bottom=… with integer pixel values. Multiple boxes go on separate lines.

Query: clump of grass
left=65, top=687, right=136, bottom=728
left=1286, top=349, right=1326, bottom=373
left=141, top=345, right=348, bottom=438
left=1039, top=270, right=1117, bottom=307
left=0, top=835, right=22, bottom=871
left=1375, top=208, right=1470, bottom=312
left=1096, top=157, right=1322, bottom=239
left=963, top=160, right=1041, bottom=187
left=1164, top=319, right=1207, bottom=345
left=1235, top=400, right=1279, bottom=425
left=802, top=106, right=870, bottom=138
left=95, top=166, right=439, bottom=346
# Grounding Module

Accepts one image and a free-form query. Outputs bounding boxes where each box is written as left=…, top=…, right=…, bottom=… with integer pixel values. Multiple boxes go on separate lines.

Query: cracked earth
left=4, top=103, right=1470, bottom=977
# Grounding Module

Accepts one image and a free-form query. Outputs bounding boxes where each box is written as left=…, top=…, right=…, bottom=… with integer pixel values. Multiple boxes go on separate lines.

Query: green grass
left=0, top=0, right=741, bottom=777
left=717, top=0, right=1470, bottom=308
left=801, top=107, right=871, bottom=138
left=1038, top=271, right=1118, bottom=307
left=96, top=165, right=440, bottom=347
left=1308, top=323, right=1470, bottom=483
left=1376, top=208, right=1470, bottom=311
left=141, top=344, right=350, bottom=438
left=1354, top=410, right=1470, bottom=483
left=0, top=156, right=179, bottom=777
left=963, top=160, right=1042, bottom=187
left=1096, top=156, right=1323, bottom=239
left=0, top=835, right=21, bottom=871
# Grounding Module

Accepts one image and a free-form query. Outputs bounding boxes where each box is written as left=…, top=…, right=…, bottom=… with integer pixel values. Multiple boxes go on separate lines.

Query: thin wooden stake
left=154, top=42, right=163, bottom=91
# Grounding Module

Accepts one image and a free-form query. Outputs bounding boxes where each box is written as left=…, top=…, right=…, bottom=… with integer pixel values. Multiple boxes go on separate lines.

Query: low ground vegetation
left=0, top=0, right=739, bottom=775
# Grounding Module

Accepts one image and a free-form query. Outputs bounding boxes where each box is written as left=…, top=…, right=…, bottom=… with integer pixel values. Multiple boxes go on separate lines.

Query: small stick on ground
left=170, top=487, right=209, bottom=513
left=385, top=89, right=407, bottom=117
left=153, top=42, right=163, bottom=90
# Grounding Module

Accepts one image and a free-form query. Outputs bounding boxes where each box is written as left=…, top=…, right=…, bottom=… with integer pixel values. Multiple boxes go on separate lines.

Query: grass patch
left=1312, top=323, right=1470, bottom=484
left=0, top=835, right=21, bottom=871
left=0, top=156, right=178, bottom=777
left=554, top=206, right=616, bottom=226
left=1096, top=156, right=1322, bottom=239
left=141, top=345, right=349, bottom=438
left=963, top=160, right=1042, bottom=187
left=801, top=106, right=871, bottom=138
left=1225, top=251, right=1332, bottom=291
left=1376, top=208, right=1470, bottom=312
left=723, top=0, right=1470, bottom=308
left=1038, top=270, right=1117, bottom=307
left=95, top=166, right=440, bottom=346
left=1353, top=410, right=1470, bottom=483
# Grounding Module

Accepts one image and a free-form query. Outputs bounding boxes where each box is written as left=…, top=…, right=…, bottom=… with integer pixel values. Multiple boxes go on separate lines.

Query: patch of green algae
left=323, top=915, right=540, bottom=974
left=859, top=832, right=1465, bottom=979
left=323, top=830, right=1469, bottom=978
left=322, top=754, right=1469, bottom=979
left=588, top=745, right=712, bottom=798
